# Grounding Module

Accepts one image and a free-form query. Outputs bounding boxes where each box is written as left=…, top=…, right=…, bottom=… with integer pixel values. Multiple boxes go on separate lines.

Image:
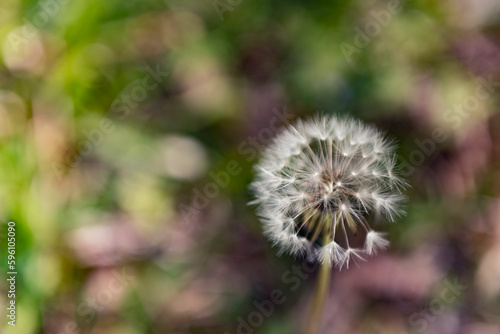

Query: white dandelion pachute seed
left=365, top=231, right=390, bottom=255
left=317, top=241, right=346, bottom=267
left=250, top=115, right=408, bottom=269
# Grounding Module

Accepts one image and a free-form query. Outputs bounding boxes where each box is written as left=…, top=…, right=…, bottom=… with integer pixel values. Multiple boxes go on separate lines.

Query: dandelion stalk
left=304, top=222, right=332, bottom=334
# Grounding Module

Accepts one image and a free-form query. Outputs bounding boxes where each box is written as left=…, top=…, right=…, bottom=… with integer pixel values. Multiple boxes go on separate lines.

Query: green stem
left=304, top=224, right=332, bottom=334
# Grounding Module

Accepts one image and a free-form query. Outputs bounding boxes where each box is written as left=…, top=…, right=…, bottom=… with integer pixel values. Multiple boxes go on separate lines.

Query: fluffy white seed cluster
left=250, top=115, right=407, bottom=269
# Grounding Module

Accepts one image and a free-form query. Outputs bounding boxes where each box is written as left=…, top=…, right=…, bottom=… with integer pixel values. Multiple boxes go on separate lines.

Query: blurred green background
left=1, top=0, right=500, bottom=333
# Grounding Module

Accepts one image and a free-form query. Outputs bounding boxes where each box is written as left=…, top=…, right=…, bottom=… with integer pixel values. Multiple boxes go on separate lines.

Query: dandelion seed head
left=250, top=115, right=408, bottom=269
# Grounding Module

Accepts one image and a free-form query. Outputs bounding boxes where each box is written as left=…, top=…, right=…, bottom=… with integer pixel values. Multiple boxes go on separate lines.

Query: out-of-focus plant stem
left=304, top=223, right=332, bottom=334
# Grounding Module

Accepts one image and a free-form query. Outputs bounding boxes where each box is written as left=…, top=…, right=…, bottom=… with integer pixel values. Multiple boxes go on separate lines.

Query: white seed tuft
left=317, top=241, right=346, bottom=267
left=365, top=231, right=390, bottom=255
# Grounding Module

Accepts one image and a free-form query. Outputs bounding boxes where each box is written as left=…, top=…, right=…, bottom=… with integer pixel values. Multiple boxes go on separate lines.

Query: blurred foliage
left=0, top=0, right=500, bottom=333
